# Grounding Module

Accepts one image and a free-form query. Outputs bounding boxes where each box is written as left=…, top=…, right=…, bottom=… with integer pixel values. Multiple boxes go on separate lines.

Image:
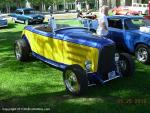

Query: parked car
left=77, top=11, right=97, bottom=19
left=0, top=16, right=8, bottom=27
left=83, top=16, right=150, bottom=64
left=111, top=6, right=140, bottom=15
left=10, top=8, right=44, bottom=25
left=14, top=18, right=135, bottom=95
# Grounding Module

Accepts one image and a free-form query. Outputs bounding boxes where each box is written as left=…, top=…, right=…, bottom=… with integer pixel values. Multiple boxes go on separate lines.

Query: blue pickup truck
left=83, top=16, right=150, bottom=64
left=10, top=8, right=44, bottom=25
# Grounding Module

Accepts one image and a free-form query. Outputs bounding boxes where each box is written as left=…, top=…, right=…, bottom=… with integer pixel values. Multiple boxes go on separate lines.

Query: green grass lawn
left=0, top=21, right=150, bottom=113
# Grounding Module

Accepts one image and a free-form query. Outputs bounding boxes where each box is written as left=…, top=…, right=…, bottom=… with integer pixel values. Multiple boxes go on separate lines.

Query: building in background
left=53, top=0, right=147, bottom=12
left=99, top=0, right=144, bottom=8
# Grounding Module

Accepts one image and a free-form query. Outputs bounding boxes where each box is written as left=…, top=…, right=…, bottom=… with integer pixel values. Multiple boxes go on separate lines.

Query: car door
left=16, top=10, right=24, bottom=22
left=108, top=18, right=126, bottom=49
left=123, top=18, right=144, bottom=53
left=19, top=10, right=26, bottom=22
left=28, top=28, right=64, bottom=64
left=13, top=10, right=19, bottom=20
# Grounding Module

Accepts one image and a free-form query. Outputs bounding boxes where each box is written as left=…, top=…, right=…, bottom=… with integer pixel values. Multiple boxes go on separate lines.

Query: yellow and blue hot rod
left=14, top=19, right=135, bottom=95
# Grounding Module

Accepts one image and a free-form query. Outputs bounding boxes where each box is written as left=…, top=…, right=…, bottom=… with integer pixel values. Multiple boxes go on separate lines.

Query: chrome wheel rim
left=64, top=70, right=80, bottom=93
left=137, top=48, right=148, bottom=62
left=15, top=44, right=21, bottom=60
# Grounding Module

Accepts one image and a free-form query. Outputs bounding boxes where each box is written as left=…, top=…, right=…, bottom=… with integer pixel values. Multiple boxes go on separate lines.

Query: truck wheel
left=135, top=44, right=150, bottom=64
left=14, top=39, right=31, bottom=61
left=119, top=53, right=135, bottom=77
left=63, top=64, right=88, bottom=96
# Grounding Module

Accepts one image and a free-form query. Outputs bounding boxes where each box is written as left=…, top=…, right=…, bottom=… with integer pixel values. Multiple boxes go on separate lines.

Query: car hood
left=129, top=29, right=150, bottom=36
left=56, top=27, right=115, bottom=48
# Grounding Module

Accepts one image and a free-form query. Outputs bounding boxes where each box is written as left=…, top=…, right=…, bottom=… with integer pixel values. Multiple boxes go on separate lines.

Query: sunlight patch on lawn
left=66, top=97, right=104, bottom=105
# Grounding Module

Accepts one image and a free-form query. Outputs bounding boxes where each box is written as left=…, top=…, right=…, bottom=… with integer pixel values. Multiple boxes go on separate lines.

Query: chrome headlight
left=115, top=53, right=120, bottom=62
left=85, top=60, right=92, bottom=72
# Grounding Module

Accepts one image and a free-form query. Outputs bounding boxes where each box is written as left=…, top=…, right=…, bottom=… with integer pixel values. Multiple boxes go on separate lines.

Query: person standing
left=97, top=5, right=109, bottom=37
left=76, top=2, right=81, bottom=12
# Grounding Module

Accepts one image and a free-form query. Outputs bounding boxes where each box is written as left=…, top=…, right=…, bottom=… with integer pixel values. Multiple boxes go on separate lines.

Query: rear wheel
left=14, top=39, right=31, bottom=61
left=119, top=53, right=135, bottom=77
left=63, top=64, right=88, bottom=96
left=135, top=44, right=150, bottom=64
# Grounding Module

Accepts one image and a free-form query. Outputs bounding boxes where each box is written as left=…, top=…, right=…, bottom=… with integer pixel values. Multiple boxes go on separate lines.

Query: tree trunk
left=41, top=1, right=46, bottom=12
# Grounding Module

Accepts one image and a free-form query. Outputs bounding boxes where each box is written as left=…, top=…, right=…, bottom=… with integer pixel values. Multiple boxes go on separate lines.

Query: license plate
left=108, top=71, right=116, bottom=79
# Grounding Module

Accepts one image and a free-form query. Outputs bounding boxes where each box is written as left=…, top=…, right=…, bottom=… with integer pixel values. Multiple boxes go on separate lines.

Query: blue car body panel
left=25, top=26, right=115, bottom=49
left=0, top=17, right=7, bottom=27
left=83, top=16, right=150, bottom=53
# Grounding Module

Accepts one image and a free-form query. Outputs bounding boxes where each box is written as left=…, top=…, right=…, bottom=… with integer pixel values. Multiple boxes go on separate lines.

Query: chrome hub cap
left=65, top=70, right=80, bottom=93
left=137, top=48, right=148, bottom=62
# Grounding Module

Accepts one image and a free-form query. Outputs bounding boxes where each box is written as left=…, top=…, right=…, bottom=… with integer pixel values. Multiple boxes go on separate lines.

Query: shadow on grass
left=0, top=83, right=150, bottom=113
left=0, top=65, right=150, bottom=113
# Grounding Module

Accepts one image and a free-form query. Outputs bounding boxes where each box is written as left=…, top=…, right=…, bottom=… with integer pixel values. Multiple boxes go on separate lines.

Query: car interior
left=34, top=24, right=71, bottom=32
left=34, top=25, right=52, bottom=32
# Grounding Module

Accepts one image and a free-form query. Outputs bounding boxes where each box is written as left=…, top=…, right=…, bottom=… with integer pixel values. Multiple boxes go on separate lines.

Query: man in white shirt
left=97, top=6, right=109, bottom=37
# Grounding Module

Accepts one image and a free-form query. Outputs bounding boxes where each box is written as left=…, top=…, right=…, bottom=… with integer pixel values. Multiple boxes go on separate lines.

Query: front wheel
left=119, top=53, right=135, bottom=77
left=63, top=64, right=88, bottom=96
left=135, top=44, right=150, bottom=64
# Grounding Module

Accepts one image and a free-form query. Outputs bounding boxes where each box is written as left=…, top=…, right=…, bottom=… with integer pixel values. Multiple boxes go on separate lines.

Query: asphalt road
left=1, top=12, right=99, bottom=21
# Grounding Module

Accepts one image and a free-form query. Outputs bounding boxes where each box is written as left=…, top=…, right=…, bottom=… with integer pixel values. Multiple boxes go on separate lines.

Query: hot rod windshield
left=124, top=18, right=148, bottom=30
